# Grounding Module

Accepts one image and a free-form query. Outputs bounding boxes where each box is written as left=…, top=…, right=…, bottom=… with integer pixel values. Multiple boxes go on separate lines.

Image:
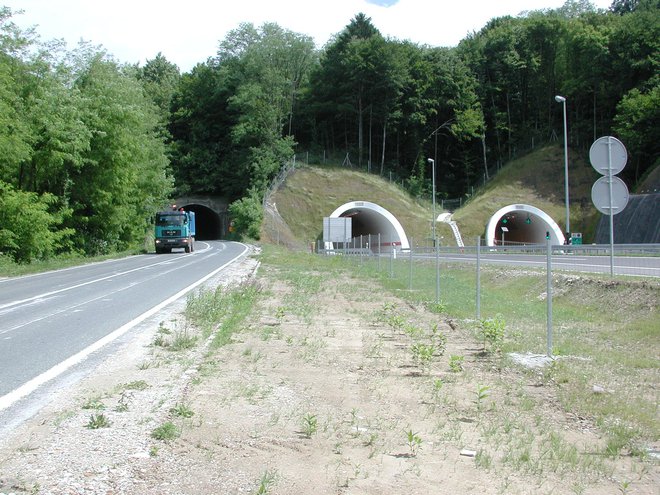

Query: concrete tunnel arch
left=328, top=201, right=410, bottom=252
left=486, top=204, right=565, bottom=246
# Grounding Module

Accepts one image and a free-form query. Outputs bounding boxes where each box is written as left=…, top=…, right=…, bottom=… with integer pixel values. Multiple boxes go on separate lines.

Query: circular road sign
left=591, top=176, right=629, bottom=215
left=589, top=136, right=627, bottom=176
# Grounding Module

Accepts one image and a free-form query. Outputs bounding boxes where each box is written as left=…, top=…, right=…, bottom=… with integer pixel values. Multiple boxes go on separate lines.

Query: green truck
left=154, top=208, right=196, bottom=253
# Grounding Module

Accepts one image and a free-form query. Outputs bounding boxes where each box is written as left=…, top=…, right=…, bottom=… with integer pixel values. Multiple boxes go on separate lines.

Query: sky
left=5, top=0, right=613, bottom=72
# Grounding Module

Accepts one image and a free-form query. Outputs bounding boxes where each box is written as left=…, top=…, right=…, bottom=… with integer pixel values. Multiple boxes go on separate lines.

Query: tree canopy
left=1, top=0, right=657, bottom=257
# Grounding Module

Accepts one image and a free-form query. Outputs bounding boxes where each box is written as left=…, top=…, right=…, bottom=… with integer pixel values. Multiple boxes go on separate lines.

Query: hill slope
left=265, top=145, right=608, bottom=247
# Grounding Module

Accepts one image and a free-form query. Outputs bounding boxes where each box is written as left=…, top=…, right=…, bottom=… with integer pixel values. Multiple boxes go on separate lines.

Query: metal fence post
left=409, top=238, right=413, bottom=290
left=360, top=235, right=363, bottom=266
left=390, top=247, right=394, bottom=278
left=378, top=233, right=381, bottom=272
left=546, top=238, right=553, bottom=357
left=476, top=236, right=481, bottom=320
left=435, top=238, right=440, bottom=304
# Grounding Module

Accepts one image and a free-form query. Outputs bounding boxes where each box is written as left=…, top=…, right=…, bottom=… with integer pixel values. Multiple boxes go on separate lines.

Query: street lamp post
left=555, top=95, right=570, bottom=236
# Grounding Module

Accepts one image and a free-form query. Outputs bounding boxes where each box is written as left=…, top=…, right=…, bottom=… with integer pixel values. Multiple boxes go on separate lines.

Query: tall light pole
left=555, top=95, right=570, bottom=236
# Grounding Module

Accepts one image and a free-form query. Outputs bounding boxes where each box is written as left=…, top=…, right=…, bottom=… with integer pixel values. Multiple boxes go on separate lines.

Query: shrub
left=0, top=181, right=73, bottom=263
left=228, top=188, right=263, bottom=240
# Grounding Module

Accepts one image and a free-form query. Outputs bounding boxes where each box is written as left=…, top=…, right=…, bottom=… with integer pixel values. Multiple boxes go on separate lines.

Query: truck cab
left=154, top=208, right=196, bottom=253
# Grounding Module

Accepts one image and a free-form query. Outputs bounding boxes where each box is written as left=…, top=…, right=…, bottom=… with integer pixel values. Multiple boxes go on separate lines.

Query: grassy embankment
left=268, top=144, right=602, bottom=247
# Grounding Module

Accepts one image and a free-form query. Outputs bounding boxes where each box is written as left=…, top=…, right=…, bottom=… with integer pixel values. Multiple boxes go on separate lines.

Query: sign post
left=589, top=136, right=628, bottom=276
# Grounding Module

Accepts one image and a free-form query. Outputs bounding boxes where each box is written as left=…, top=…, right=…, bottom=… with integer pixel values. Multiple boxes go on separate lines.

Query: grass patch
left=151, top=421, right=180, bottom=441
left=186, top=280, right=260, bottom=348
left=85, top=413, right=111, bottom=429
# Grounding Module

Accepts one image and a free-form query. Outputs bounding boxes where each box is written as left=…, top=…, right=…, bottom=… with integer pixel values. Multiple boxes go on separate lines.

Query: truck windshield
left=156, top=214, right=186, bottom=226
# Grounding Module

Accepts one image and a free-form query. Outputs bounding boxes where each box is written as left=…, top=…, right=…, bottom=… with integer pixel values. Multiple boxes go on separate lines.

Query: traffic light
left=525, top=215, right=531, bottom=224
left=502, top=217, right=508, bottom=224
left=545, top=231, right=550, bottom=240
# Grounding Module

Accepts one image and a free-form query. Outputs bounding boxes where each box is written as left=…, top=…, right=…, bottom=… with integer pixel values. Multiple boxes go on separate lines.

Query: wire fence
left=315, top=236, right=660, bottom=357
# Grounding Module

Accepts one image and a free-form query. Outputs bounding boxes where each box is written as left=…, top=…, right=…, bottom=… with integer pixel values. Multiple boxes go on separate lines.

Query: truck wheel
left=185, top=244, right=190, bottom=253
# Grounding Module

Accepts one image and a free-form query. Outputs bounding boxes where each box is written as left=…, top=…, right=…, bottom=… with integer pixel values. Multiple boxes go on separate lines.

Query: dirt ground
left=0, top=249, right=657, bottom=495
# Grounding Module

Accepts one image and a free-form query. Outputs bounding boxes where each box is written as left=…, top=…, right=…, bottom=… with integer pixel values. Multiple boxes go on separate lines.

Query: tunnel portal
left=174, top=195, right=229, bottom=241
left=182, top=204, right=222, bottom=240
left=486, top=204, right=565, bottom=246
left=328, top=201, right=409, bottom=252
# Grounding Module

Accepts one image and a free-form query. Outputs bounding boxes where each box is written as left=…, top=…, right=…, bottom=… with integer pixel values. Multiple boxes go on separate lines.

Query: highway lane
left=0, top=241, right=248, bottom=412
left=406, top=250, right=660, bottom=277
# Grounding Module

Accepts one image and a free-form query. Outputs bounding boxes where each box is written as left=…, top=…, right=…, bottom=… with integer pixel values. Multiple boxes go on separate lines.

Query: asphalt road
left=438, top=252, right=660, bottom=277
left=0, top=241, right=248, bottom=422
left=404, top=248, right=660, bottom=277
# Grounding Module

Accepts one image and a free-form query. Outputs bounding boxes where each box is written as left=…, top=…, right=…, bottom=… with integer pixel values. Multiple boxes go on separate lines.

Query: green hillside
left=266, top=145, right=608, bottom=247
left=453, top=145, right=602, bottom=242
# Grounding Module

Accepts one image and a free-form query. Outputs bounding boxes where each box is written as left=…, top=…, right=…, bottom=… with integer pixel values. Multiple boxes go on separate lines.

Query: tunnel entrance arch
left=486, top=204, right=565, bottom=246
left=182, top=204, right=222, bottom=240
left=328, top=201, right=409, bottom=252
left=174, top=195, right=229, bottom=240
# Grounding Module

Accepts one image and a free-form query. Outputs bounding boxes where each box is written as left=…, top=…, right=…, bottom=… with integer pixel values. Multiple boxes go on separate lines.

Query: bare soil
left=0, top=250, right=657, bottom=494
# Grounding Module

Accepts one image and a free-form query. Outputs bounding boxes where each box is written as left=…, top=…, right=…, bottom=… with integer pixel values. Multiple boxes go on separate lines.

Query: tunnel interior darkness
left=329, top=201, right=409, bottom=252
left=486, top=205, right=565, bottom=246
left=182, top=204, right=222, bottom=240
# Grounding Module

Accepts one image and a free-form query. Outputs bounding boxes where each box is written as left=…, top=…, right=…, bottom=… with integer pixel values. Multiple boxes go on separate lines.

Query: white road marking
left=0, top=243, right=248, bottom=412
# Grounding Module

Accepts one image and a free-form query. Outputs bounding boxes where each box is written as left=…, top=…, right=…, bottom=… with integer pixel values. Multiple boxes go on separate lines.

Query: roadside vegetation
left=250, top=245, right=658, bottom=488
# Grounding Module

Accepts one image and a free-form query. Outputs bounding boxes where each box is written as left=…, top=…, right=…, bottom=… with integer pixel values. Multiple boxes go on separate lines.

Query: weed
left=151, top=421, right=180, bottom=441
left=86, top=413, right=111, bottom=429
left=430, top=324, right=447, bottom=354
left=157, top=322, right=172, bottom=335
left=425, top=301, right=447, bottom=314
left=301, top=413, right=318, bottom=438
left=170, top=329, right=198, bottom=351
left=404, top=323, right=423, bottom=340
left=118, top=380, right=149, bottom=391
left=152, top=334, right=169, bottom=348
left=82, top=396, right=105, bottom=410
left=475, top=385, right=490, bottom=411
left=430, top=378, right=444, bottom=401
left=149, top=445, right=159, bottom=457
left=115, top=392, right=130, bottom=412
left=261, top=325, right=282, bottom=341
left=255, top=469, right=278, bottom=494
left=405, top=428, right=422, bottom=456
left=479, top=314, right=505, bottom=353
left=448, top=354, right=464, bottom=373
left=411, top=343, right=435, bottom=372
left=364, top=432, right=378, bottom=447
left=387, top=313, right=406, bottom=332
left=618, top=480, right=631, bottom=494
left=475, top=450, right=492, bottom=470
left=170, top=403, right=195, bottom=418
left=349, top=408, right=361, bottom=435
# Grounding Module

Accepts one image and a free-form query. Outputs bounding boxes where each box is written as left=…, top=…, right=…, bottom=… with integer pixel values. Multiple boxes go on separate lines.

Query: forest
left=0, top=0, right=657, bottom=264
